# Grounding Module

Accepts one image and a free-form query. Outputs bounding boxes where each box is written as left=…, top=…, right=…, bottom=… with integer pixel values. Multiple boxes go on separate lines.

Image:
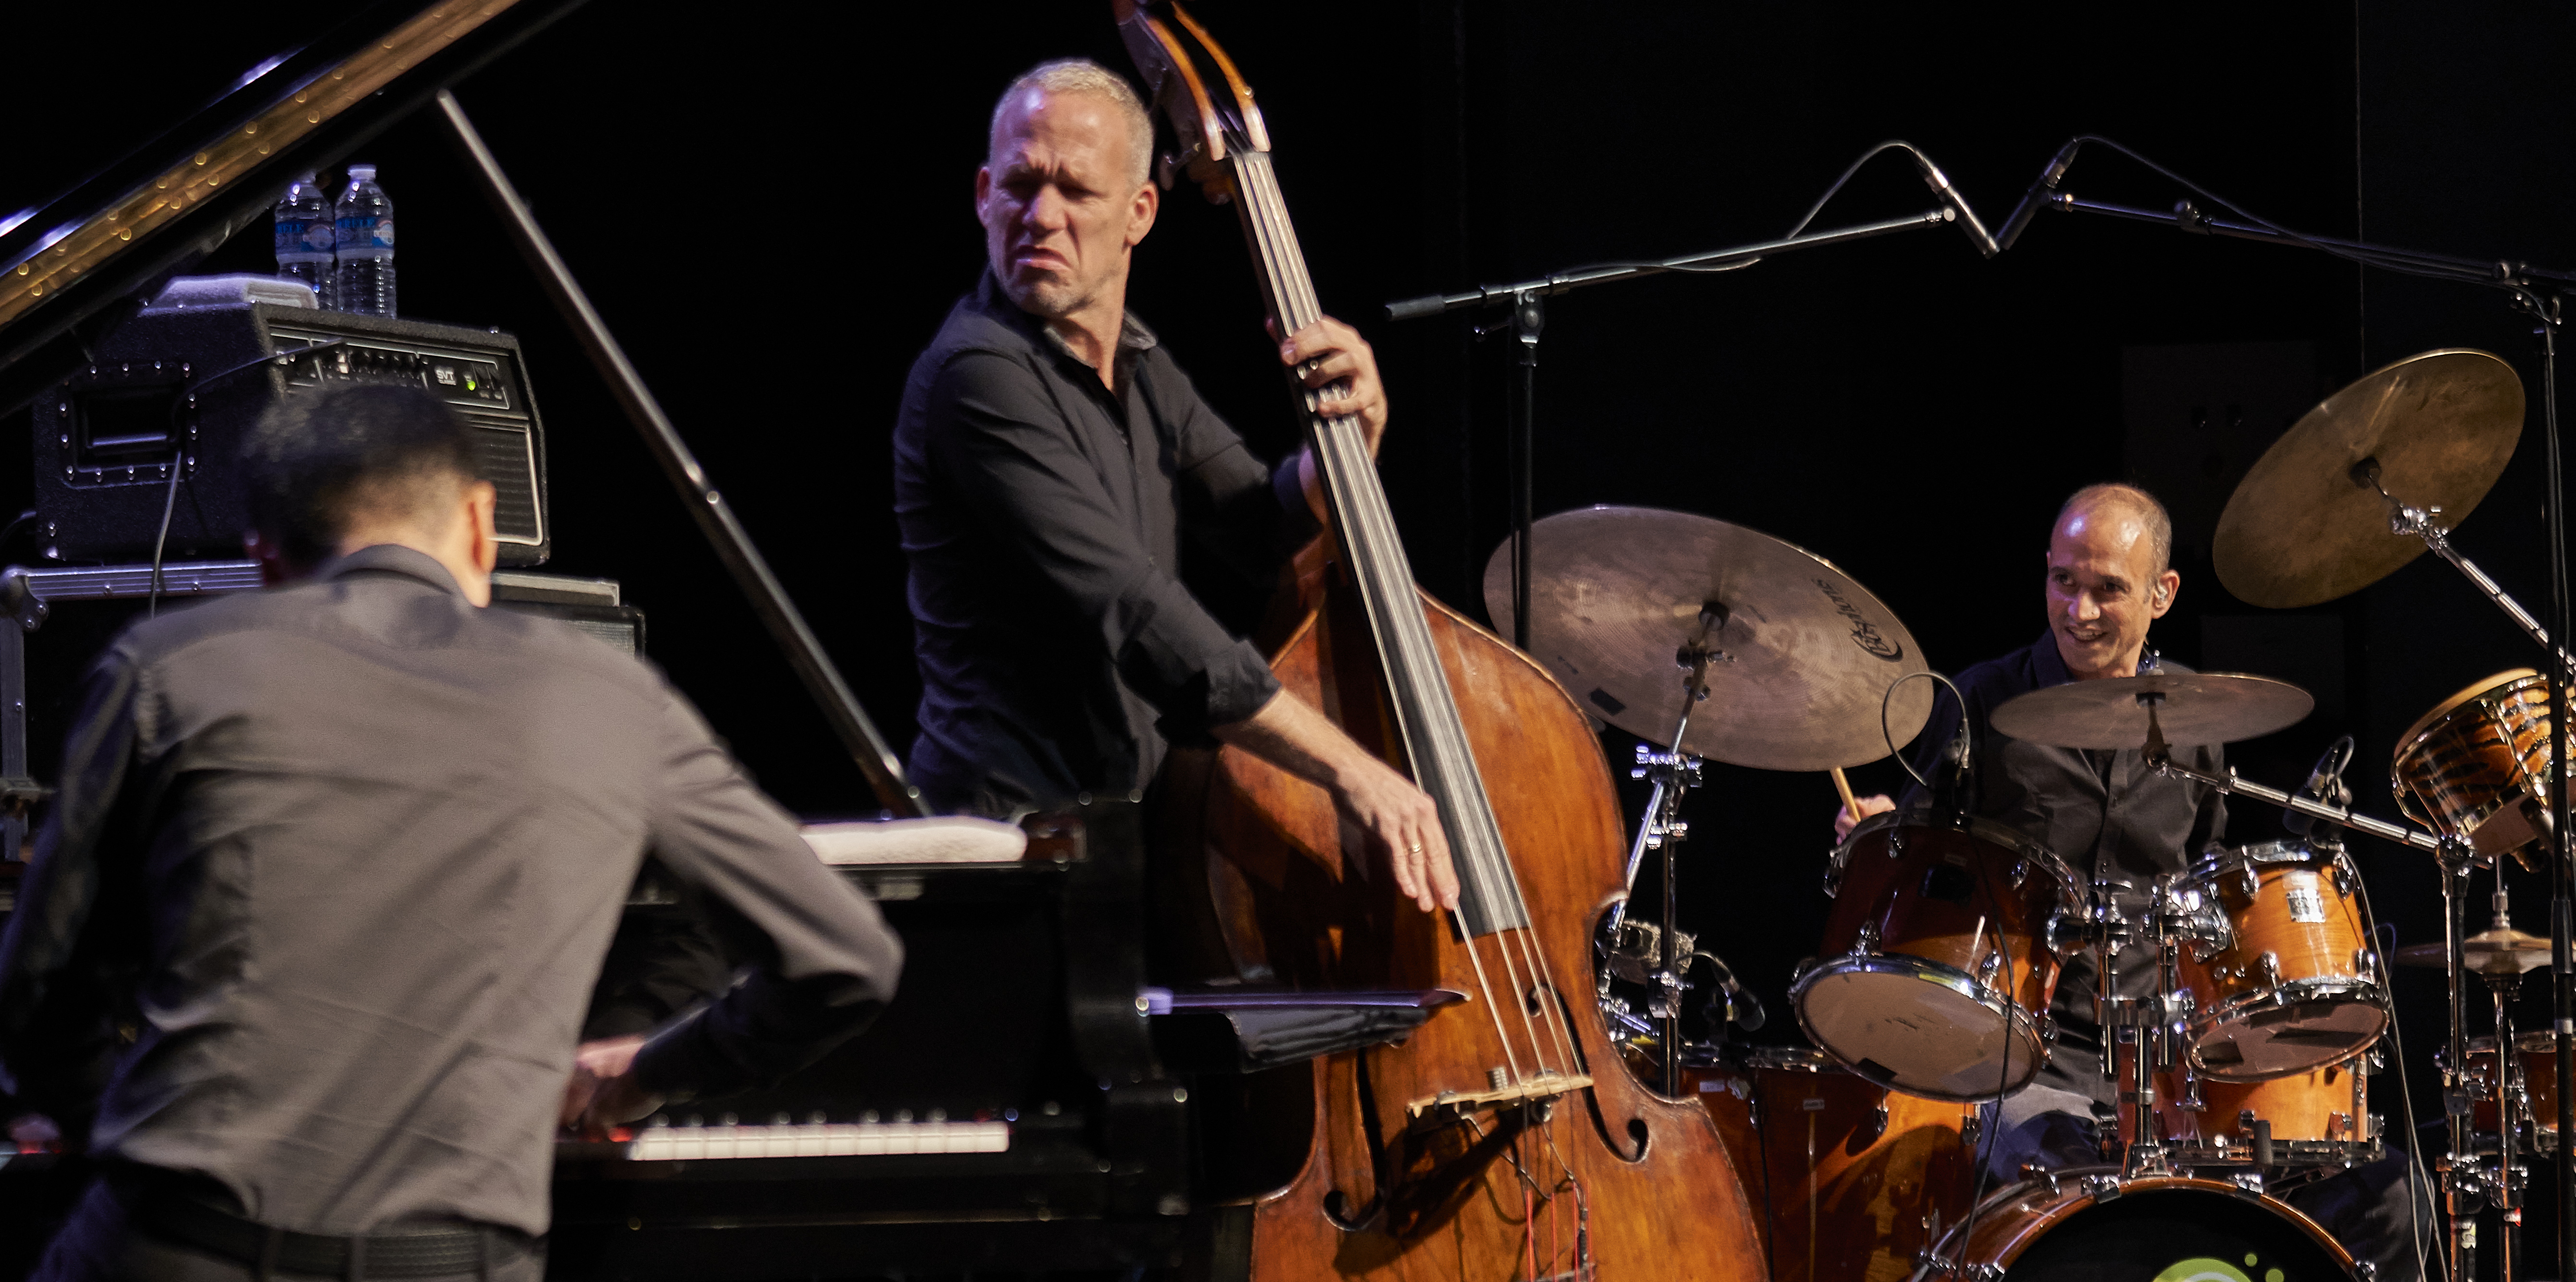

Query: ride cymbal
left=1988, top=672, right=2314, bottom=750
left=1481, top=506, right=1931, bottom=772
left=2213, top=349, right=2524, bottom=608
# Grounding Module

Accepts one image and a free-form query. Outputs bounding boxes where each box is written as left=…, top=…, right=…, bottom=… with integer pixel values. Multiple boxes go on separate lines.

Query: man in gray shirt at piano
left=0, top=384, right=903, bottom=1281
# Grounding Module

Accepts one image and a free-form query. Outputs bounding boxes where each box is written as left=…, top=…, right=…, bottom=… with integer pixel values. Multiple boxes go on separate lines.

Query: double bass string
left=1236, top=153, right=1591, bottom=1091
left=1226, top=151, right=1534, bottom=1079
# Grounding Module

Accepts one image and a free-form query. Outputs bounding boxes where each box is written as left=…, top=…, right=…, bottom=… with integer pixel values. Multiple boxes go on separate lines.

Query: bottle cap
left=348, top=164, right=377, bottom=181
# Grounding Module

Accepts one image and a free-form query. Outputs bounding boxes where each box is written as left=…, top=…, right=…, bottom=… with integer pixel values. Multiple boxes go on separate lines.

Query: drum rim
left=2155, top=1137, right=2385, bottom=1168
left=2395, top=666, right=2545, bottom=752
left=1912, top=1167, right=2358, bottom=1281
left=2186, top=978, right=2388, bottom=1080
left=1836, top=806, right=2084, bottom=904
left=2185, top=839, right=2347, bottom=881
left=1790, top=953, right=2048, bottom=1101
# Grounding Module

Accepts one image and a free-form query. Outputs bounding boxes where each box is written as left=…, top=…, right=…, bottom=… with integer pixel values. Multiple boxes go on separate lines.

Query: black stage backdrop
left=10, top=0, right=2574, bottom=1268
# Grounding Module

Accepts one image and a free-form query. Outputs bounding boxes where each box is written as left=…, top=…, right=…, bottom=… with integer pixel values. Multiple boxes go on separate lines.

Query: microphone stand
left=2020, top=159, right=2576, bottom=1281
left=1382, top=206, right=1962, bottom=651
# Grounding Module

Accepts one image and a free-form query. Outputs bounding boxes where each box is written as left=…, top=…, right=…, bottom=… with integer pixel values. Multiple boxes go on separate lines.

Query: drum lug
left=2017, top=1162, right=2062, bottom=1197
left=2333, top=855, right=2356, bottom=897
left=2239, top=864, right=2260, bottom=899
left=2257, top=951, right=2283, bottom=988
left=1887, top=832, right=1906, bottom=859
left=2038, top=1013, right=2059, bottom=1042
left=1959, top=1112, right=1982, bottom=1150
left=2178, top=1074, right=2205, bottom=1112
left=2009, top=859, right=2029, bottom=890
left=1976, top=950, right=2003, bottom=990
left=1855, top=920, right=1881, bottom=956
left=2227, top=1170, right=2266, bottom=1199
left=1864, top=1101, right=1890, bottom=1144
left=2355, top=1263, right=2378, bottom=1282
left=2079, top=1173, right=2123, bottom=1202
left=2355, top=946, right=2378, bottom=975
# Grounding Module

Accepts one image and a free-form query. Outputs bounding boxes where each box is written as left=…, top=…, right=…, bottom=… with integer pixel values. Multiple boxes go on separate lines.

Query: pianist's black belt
left=112, top=1168, right=537, bottom=1280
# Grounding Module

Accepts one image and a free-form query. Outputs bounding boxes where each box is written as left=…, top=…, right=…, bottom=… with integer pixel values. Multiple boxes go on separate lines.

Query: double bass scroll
left=1117, top=5, right=1766, bottom=1277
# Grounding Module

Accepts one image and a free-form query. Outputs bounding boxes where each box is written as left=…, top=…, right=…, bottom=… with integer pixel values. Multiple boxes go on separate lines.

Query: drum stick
left=1830, top=766, right=1860, bottom=816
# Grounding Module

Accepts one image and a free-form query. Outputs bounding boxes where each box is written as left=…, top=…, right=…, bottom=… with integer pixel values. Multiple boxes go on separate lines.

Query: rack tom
left=2173, top=840, right=2386, bottom=1081
left=1794, top=810, right=2080, bottom=1101
left=2392, top=668, right=2563, bottom=861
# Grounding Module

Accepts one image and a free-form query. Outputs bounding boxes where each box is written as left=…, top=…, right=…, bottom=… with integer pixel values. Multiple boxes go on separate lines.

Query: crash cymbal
left=1481, top=506, right=1931, bottom=772
left=2213, top=349, right=2524, bottom=608
left=2394, top=927, right=2553, bottom=976
left=1987, top=672, right=2314, bottom=751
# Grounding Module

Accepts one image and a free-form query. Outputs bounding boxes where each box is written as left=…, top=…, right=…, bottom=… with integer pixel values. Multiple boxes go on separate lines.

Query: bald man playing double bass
left=894, top=58, right=1457, bottom=912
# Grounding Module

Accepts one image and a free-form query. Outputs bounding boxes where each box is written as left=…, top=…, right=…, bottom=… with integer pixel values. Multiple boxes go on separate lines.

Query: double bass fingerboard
left=1224, top=149, right=1531, bottom=941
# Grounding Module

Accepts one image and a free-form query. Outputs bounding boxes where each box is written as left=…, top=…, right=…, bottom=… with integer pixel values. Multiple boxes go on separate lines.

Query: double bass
left=1117, top=6, right=1767, bottom=1278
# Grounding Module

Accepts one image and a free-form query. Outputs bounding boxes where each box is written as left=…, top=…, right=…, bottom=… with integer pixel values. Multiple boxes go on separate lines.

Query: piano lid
left=0, top=0, right=589, bottom=415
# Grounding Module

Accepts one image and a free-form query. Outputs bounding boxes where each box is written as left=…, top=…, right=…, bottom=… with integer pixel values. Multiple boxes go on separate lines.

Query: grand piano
left=0, top=2, right=1229, bottom=1276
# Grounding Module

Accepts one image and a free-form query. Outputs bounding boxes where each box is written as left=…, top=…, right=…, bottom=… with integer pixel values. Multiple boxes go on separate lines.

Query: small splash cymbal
left=1988, top=672, right=2314, bottom=750
left=2394, top=927, right=2554, bottom=976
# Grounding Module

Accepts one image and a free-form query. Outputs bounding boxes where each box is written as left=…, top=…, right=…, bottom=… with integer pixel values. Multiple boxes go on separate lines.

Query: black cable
left=1574, top=140, right=1947, bottom=278
left=2357, top=871, right=2441, bottom=1282
left=145, top=457, right=183, bottom=619
left=1881, top=670, right=1967, bottom=789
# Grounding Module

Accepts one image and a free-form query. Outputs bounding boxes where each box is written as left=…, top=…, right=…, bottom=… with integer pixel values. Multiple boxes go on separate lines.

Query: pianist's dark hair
left=240, top=383, right=480, bottom=568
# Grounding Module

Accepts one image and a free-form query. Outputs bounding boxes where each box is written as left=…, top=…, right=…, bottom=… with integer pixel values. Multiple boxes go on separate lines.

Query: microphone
left=1994, top=138, right=2085, bottom=253
left=1908, top=152, right=1998, bottom=257
left=2285, top=735, right=2356, bottom=838
left=1700, top=952, right=1765, bottom=1032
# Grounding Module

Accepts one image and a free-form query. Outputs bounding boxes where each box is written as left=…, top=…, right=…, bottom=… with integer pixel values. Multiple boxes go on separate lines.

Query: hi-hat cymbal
left=2394, top=927, right=2553, bottom=976
left=1481, top=506, right=1932, bottom=772
left=2213, top=349, right=2524, bottom=608
left=1988, top=672, right=2314, bottom=751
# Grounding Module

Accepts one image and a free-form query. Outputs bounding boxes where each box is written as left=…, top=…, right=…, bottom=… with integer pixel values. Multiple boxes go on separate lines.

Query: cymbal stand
left=2437, top=848, right=2494, bottom=1282
left=1606, top=638, right=1717, bottom=1098
left=2356, top=461, right=2575, bottom=677
left=2478, top=883, right=2531, bottom=1282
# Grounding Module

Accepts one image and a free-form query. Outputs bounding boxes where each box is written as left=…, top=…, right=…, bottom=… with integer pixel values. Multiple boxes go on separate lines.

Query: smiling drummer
left=1835, top=483, right=2415, bottom=1280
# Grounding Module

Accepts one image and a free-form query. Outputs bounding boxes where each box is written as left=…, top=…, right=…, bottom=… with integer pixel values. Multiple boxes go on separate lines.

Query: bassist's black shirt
left=894, top=274, right=1314, bottom=816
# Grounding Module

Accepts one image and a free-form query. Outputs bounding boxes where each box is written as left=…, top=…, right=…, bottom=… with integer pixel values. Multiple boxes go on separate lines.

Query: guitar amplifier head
left=33, top=303, right=549, bottom=566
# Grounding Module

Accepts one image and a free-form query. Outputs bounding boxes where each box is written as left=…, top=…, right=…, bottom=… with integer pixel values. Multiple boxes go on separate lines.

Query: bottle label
left=336, top=215, right=394, bottom=251
left=275, top=218, right=335, bottom=255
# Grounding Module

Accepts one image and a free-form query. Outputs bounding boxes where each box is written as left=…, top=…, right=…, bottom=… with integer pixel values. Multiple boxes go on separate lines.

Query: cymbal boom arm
left=2355, top=459, right=2576, bottom=676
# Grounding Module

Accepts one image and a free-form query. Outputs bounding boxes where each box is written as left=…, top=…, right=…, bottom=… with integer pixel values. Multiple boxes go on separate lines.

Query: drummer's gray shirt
left=1900, top=629, right=2229, bottom=1018
left=0, top=546, right=904, bottom=1238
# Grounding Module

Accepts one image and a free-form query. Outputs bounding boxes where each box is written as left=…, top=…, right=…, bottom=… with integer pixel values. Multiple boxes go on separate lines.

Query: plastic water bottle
left=272, top=173, right=335, bottom=309
left=333, top=164, right=396, bottom=317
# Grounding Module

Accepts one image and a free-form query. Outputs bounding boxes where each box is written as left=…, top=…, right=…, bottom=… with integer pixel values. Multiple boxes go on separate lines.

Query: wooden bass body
left=1168, top=574, right=1766, bottom=1280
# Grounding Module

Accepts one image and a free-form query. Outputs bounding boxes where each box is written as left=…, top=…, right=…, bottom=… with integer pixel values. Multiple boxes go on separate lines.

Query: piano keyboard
left=616, top=1117, right=1012, bottom=1161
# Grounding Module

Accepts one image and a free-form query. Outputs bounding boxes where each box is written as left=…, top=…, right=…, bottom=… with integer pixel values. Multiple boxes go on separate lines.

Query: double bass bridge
left=1407, top=1069, right=1594, bottom=1131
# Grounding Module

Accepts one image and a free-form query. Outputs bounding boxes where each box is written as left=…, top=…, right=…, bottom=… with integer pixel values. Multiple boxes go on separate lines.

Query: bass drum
left=1910, top=1171, right=2355, bottom=1282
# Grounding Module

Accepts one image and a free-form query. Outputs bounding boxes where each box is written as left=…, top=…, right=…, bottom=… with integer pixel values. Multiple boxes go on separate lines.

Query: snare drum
left=2393, top=669, right=2564, bottom=861
left=2174, top=841, right=2386, bottom=1081
left=2119, top=1046, right=2379, bottom=1171
left=1794, top=810, right=2081, bottom=1101
left=1680, top=1046, right=1979, bottom=1282
left=1910, top=1169, right=2356, bottom=1282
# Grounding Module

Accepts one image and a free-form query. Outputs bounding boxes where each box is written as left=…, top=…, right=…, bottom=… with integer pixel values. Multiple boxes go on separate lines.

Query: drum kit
left=1486, top=348, right=2570, bottom=1281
